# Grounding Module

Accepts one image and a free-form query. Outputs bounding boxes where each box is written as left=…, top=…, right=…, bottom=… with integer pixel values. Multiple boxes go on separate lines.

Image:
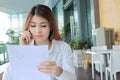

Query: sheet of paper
left=7, top=45, right=50, bottom=80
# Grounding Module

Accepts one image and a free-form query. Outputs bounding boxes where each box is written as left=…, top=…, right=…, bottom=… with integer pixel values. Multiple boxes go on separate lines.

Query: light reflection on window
left=0, top=12, right=10, bottom=43
left=0, top=11, right=27, bottom=43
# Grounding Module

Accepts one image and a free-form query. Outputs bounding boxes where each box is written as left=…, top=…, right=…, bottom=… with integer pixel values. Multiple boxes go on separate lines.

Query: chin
left=35, top=39, right=43, bottom=41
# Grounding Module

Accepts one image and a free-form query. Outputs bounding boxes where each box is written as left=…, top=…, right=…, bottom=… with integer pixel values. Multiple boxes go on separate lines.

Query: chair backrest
left=111, top=45, right=120, bottom=73
left=91, top=45, right=107, bottom=63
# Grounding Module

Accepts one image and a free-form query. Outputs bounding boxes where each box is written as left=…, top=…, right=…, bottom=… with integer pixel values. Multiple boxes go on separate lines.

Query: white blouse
left=2, top=39, right=76, bottom=80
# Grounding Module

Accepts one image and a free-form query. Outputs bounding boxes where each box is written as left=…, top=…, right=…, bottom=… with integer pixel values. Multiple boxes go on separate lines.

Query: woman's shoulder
left=52, top=39, right=70, bottom=48
left=52, top=40, right=72, bottom=54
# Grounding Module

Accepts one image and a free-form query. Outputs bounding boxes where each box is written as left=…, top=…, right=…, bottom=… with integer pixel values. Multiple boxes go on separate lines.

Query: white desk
left=86, top=49, right=112, bottom=80
left=86, top=49, right=112, bottom=66
left=87, top=49, right=112, bottom=67
left=86, top=49, right=112, bottom=55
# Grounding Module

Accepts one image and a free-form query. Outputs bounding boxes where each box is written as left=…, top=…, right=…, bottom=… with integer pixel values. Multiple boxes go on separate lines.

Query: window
left=53, top=0, right=64, bottom=34
left=0, top=11, right=28, bottom=64
left=0, top=12, right=10, bottom=43
left=0, top=11, right=27, bottom=43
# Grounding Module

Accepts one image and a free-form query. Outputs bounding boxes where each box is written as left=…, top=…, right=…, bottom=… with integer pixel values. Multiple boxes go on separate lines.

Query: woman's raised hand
left=19, top=31, right=32, bottom=45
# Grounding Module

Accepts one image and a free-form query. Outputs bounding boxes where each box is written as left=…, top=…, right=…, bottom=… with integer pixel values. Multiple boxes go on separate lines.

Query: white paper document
left=7, top=45, right=50, bottom=80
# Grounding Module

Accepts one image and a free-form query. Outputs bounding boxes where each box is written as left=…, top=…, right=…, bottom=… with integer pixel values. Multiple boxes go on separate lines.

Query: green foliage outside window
left=6, top=29, right=20, bottom=44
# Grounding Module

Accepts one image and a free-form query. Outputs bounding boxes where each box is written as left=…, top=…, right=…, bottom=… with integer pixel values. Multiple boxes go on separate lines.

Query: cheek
left=46, top=29, right=50, bottom=36
left=30, top=30, right=35, bottom=35
left=30, top=30, right=35, bottom=38
left=45, top=27, right=50, bottom=34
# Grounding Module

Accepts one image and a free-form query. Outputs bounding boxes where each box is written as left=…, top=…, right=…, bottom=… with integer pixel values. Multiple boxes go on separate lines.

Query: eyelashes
left=30, top=25, right=47, bottom=27
left=30, top=25, right=35, bottom=27
left=41, top=25, right=47, bottom=27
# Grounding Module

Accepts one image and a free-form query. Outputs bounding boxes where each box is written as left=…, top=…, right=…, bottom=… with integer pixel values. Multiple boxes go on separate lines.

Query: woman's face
left=29, top=15, right=50, bottom=44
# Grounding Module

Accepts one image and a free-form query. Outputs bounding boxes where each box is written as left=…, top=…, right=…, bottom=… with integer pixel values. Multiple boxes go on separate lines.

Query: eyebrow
left=30, top=21, right=48, bottom=25
left=40, top=22, right=48, bottom=25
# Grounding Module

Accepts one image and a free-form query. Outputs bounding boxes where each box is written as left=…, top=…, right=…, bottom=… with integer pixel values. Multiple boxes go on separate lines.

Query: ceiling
left=0, top=0, right=53, bottom=13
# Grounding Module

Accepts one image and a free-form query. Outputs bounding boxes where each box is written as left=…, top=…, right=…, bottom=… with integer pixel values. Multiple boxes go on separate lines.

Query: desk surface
left=86, top=49, right=112, bottom=54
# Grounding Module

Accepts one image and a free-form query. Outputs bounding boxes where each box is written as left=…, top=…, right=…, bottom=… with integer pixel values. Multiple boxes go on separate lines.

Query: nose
left=35, top=26, right=41, bottom=33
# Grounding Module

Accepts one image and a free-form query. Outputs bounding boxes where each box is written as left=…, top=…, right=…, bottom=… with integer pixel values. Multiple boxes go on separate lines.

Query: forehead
left=31, top=15, right=48, bottom=23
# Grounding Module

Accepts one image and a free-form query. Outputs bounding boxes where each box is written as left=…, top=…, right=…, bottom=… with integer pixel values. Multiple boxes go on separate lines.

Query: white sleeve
left=2, top=65, right=12, bottom=80
left=56, top=43, right=77, bottom=80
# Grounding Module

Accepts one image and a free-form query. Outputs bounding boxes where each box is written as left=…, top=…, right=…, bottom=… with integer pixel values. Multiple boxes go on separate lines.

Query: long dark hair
left=24, top=4, right=61, bottom=41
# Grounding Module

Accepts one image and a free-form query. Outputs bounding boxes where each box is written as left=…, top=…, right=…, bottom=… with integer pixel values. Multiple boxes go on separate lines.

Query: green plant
left=69, top=39, right=89, bottom=50
left=6, top=29, right=20, bottom=44
left=61, top=21, right=70, bottom=41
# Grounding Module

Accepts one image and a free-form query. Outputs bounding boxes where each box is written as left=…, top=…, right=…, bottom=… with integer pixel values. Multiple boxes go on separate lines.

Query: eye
left=40, top=22, right=49, bottom=27
left=41, top=25, right=47, bottom=27
left=30, top=25, right=36, bottom=27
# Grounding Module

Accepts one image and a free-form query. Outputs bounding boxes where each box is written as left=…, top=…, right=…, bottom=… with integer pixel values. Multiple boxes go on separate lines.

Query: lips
left=35, top=35, right=43, bottom=38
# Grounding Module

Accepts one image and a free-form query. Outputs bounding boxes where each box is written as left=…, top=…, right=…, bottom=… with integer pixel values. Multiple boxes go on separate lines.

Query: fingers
left=38, top=61, right=63, bottom=77
left=39, top=67, right=57, bottom=76
left=38, top=61, right=56, bottom=70
left=40, top=61, right=56, bottom=66
left=38, top=61, right=57, bottom=76
left=19, top=31, right=32, bottom=45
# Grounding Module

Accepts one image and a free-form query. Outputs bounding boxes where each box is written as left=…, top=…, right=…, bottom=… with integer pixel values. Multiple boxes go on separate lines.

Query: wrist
left=56, top=67, right=63, bottom=77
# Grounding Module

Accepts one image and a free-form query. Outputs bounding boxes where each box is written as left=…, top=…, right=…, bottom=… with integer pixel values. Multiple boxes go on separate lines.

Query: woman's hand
left=19, top=31, right=32, bottom=45
left=38, top=61, right=63, bottom=77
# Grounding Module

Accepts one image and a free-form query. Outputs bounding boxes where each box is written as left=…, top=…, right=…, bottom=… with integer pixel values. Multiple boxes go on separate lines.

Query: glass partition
left=0, top=44, right=8, bottom=65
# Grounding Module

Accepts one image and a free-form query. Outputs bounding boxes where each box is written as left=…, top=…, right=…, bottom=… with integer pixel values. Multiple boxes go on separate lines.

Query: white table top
left=86, top=49, right=112, bottom=54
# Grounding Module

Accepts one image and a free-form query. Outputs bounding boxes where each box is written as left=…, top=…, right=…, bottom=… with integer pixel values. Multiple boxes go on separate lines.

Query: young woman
left=2, top=4, right=76, bottom=80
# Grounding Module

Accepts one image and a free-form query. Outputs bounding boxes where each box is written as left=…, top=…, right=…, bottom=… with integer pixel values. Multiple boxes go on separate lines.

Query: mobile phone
left=28, top=29, right=32, bottom=39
